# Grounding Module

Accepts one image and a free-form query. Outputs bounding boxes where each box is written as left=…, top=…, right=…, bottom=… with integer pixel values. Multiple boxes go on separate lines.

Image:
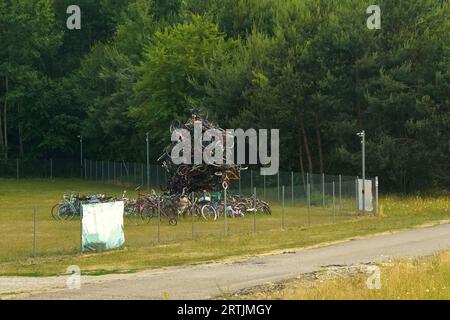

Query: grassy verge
left=0, top=179, right=448, bottom=277
left=236, top=251, right=450, bottom=300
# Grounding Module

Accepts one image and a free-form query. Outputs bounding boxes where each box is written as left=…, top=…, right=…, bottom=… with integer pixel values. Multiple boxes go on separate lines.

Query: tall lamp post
left=357, top=130, right=365, bottom=214
left=146, top=132, right=150, bottom=190
left=77, top=135, right=83, bottom=179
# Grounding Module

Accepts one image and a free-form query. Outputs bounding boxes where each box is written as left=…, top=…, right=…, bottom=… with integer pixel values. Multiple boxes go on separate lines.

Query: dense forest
left=0, top=0, right=448, bottom=192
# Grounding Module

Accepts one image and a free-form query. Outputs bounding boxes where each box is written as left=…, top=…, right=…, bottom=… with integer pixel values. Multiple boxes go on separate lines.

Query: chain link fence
left=0, top=158, right=378, bottom=262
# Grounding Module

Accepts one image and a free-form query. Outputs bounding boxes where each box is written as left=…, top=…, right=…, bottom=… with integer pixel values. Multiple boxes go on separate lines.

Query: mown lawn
left=0, top=178, right=448, bottom=276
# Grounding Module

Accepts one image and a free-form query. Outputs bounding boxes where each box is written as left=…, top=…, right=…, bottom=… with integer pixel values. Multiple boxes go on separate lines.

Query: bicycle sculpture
left=154, top=109, right=271, bottom=221
left=158, top=108, right=243, bottom=194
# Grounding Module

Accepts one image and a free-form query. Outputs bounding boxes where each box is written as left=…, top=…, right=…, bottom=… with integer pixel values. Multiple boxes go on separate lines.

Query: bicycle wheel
left=215, top=204, right=225, bottom=217
left=51, top=204, right=61, bottom=220
left=262, top=204, right=272, bottom=215
left=201, top=204, right=217, bottom=221
left=124, top=204, right=139, bottom=225
left=58, top=204, right=76, bottom=220
left=236, top=202, right=247, bottom=217
left=193, top=205, right=202, bottom=218
left=141, top=205, right=155, bottom=224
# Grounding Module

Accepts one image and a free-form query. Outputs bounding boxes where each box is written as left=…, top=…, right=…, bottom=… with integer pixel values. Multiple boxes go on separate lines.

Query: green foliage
left=131, top=14, right=226, bottom=152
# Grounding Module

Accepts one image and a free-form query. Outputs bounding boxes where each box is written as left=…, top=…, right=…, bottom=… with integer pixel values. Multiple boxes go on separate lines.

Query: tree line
left=0, top=0, right=448, bottom=192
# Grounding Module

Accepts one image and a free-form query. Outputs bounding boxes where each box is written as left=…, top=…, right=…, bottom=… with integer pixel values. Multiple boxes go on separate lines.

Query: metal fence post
left=191, top=192, right=195, bottom=240
left=277, top=171, right=280, bottom=201
left=250, top=170, right=253, bottom=192
left=150, top=164, right=153, bottom=187
left=253, top=187, right=256, bottom=233
left=332, top=181, right=336, bottom=223
left=84, top=159, right=87, bottom=180
left=146, top=132, right=150, bottom=189
left=238, top=176, right=241, bottom=195
left=156, top=166, right=159, bottom=188
left=355, top=176, right=359, bottom=212
left=157, top=200, right=161, bottom=244
left=307, top=183, right=311, bottom=226
left=306, top=172, right=309, bottom=195
left=263, top=174, right=266, bottom=199
left=80, top=207, right=83, bottom=253
left=322, top=173, right=325, bottom=207
left=291, top=171, right=294, bottom=204
left=113, top=161, right=116, bottom=183
left=224, top=185, right=228, bottom=237
left=32, top=207, right=36, bottom=258
left=375, top=176, right=379, bottom=215
left=16, top=159, right=19, bottom=179
left=339, top=174, right=342, bottom=209
left=282, top=186, right=285, bottom=230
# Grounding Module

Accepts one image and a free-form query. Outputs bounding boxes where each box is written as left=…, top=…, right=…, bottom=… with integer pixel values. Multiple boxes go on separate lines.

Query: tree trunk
left=314, top=113, right=324, bottom=174
left=18, top=104, right=24, bottom=158
left=298, top=128, right=306, bottom=191
left=297, top=128, right=305, bottom=174
left=300, top=120, right=313, bottom=176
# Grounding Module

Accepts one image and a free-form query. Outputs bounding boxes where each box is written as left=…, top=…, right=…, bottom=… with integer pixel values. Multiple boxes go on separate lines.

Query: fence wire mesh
left=0, top=158, right=378, bottom=262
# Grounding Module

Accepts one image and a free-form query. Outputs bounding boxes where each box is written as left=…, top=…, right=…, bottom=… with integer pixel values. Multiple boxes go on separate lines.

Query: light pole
left=77, top=135, right=83, bottom=179
left=146, top=132, right=150, bottom=190
left=357, top=130, right=365, bottom=214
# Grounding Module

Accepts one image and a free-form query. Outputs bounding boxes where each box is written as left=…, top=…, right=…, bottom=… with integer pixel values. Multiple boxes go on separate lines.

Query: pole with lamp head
left=357, top=130, right=365, bottom=214
left=77, top=135, right=83, bottom=179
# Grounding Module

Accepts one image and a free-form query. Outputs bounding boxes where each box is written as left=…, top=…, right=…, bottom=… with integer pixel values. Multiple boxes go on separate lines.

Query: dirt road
left=2, top=222, right=450, bottom=299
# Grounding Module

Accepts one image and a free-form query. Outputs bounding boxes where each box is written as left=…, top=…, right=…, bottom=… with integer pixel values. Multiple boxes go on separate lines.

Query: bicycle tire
left=215, top=204, right=225, bottom=217
left=141, top=206, right=155, bottom=224
left=58, top=203, right=76, bottom=220
left=201, top=204, right=217, bottom=221
left=51, top=203, right=61, bottom=220
left=124, top=204, right=139, bottom=225
left=262, top=204, right=272, bottom=215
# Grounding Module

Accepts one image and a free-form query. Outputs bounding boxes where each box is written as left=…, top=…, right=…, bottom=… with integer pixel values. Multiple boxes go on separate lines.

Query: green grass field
left=0, top=178, right=449, bottom=276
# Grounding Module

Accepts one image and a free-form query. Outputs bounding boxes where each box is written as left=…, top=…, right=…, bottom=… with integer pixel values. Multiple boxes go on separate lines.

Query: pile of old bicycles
left=122, top=187, right=271, bottom=225
left=51, top=193, right=114, bottom=220
left=51, top=108, right=271, bottom=225
left=158, top=108, right=243, bottom=194
left=152, top=108, right=272, bottom=223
